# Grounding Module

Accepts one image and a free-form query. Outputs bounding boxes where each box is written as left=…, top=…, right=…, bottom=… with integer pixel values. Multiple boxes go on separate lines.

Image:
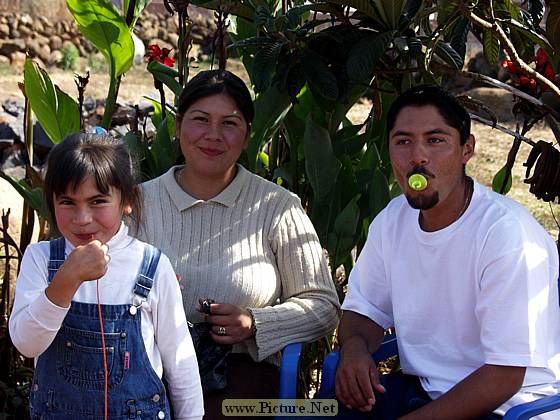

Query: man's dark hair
left=386, top=85, right=471, bottom=144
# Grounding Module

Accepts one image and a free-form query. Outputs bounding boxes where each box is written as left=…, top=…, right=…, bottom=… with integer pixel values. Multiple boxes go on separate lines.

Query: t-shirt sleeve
left=342, top=216, right=393, bottom=329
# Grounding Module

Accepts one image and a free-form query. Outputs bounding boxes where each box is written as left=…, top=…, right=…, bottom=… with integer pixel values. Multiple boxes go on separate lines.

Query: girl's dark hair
left=177, top=69, right=254, bottom=129
left=387, top=85, right=471, bottom=145
left=44, top=132, right=142, bottom=233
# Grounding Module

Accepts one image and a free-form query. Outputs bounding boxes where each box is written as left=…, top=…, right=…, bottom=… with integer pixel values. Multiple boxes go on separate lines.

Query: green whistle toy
left=408, top=173, right=428, bottom=191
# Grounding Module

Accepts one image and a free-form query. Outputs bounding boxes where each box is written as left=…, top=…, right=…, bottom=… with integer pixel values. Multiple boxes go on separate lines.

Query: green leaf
left=368, top=168, right=391, bottom=217
left=67, top=0, right=134, bottom=77
left=123, top=0, right=150, bottom=26
left=147, top=60, right=183, bottom=97
left=304, top=117, right=342, bottom=202
left=546, top=0, right=560, bottom=52
left=492, top=165, right=512, bottom=195
left=0, top=172, right=50, bottom=220
left=247, top=86, right=292, bottom=170
left=347, top=31, right=395, bottom=81
left=151, top=116, right=179, bottom=177
left=302, top=49, right=339, bottom=101
left=328, top=0, right=376, bottom=18
left=333, top=194, right=360, bottom=239
left=435, top=42, right=463, bottom=69
left=378, top=0, right=405, bottom=28
left=482, top=29, right=500, bottom=65
left=252, top=39, right=284, bottom=92
left=23, top=59, right=80, bottom=144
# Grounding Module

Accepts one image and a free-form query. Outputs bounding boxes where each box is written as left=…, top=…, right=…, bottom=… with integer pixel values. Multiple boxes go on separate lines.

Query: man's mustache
left=407, top=166, right=435, bottom=179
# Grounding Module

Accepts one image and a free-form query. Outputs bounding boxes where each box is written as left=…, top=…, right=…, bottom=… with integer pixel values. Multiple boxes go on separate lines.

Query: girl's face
left=54, top=175, right=131, bottom=247
left=176, top=93, right=249, bottom=183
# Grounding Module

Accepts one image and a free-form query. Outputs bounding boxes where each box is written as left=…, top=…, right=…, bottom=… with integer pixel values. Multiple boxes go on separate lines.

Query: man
left=336, top=85, right=560, bottom=419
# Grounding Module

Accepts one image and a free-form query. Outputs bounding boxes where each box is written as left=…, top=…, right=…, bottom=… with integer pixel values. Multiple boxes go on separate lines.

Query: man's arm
left=336, top=310, right=387, bottom=412
left=401, top=364, right=526, bottom=420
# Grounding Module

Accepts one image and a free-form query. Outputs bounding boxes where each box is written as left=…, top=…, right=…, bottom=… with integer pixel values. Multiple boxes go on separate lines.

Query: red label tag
left=124, top=351, right=130, bottom=370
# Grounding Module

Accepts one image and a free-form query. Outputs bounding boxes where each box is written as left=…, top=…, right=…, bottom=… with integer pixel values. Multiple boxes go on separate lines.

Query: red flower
left=501, top=59, right=520, bottom=74
left=146, top=44, right=176, bottom=67
left=535, top=48, right=549, bottom=67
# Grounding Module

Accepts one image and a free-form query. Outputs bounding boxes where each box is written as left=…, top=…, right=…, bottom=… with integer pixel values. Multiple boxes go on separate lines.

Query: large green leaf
left=67, top=0, right=134, bottom=77
left=252, top=39, right=285, bottom=92
left=151, top=116, right=178, bottom=177
left=0, top=171, right=50, bottom=220
left=302, top=49, right=339, bottom=101
left=147, top=60, right=183, bottom=97
left=347, top=31, right=395, bottom=81
left=247, top=86, right=293, bottom=170
left=546, top=0, right=560, bottom=52
left=123, top=0, right=150, bottom=26
left=304, top=117, right=342, bottom=202
left=23, top=59, right=80, bottom=144
left=435, top=41, right=463, bottom=69
left=368, top=168, right=391, bottom=217
left=329, top=0, right=376, bottom=18
left=376, top=0, right=406, bottom=28
left=483, top=29, right=500, bottom=65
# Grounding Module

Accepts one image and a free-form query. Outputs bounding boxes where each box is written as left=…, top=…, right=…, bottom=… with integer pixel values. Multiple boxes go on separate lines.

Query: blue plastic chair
left=279, top=333, right=560, bottom=419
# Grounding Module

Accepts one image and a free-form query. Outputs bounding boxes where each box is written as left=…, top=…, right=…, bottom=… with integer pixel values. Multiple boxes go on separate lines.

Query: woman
left=136, top=69, right=340, bottom=417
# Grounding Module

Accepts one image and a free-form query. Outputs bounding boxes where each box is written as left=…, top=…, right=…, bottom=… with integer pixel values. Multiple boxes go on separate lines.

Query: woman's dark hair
left=387, top=85, right=471, bottom=145
left=177, top=70, right=254, bottom=129
left=43, top=132, right=142, bottom=233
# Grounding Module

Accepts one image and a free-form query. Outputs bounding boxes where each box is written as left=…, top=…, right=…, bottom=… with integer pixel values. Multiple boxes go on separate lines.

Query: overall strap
left=133, top=245, right=161, bottom=299
left=47, top=237, right=66, bottom=283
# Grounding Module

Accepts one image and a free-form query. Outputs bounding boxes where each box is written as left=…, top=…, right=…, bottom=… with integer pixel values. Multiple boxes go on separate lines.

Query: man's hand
left=336, top=337, right=386, bottom=412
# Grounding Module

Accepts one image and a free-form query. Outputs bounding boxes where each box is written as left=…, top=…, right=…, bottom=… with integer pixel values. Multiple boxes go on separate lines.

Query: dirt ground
left=1, top=61, right=558, bottom=244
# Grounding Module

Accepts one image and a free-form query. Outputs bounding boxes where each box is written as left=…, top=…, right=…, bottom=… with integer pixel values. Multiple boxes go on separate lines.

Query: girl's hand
left=63, top=240, right=110, bottom=284
left=46, top=240, right=110, bottom=307
left=200, top=301, right=255, bottom=345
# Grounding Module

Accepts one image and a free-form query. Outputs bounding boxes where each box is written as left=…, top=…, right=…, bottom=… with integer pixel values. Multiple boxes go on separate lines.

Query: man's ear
left=462, top=134, right=475, bottom=164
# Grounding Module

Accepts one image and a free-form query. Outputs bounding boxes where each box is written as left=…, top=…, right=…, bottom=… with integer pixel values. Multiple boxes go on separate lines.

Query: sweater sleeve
left=247, top=197, right=341, bottom=361
left=9, top=244, right=70, bottom=358
left=152, top=254, right=204, bottom=420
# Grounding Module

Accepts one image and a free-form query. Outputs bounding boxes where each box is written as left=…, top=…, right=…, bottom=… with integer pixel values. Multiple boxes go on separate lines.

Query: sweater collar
left=162, top=164, right=247, bottom=211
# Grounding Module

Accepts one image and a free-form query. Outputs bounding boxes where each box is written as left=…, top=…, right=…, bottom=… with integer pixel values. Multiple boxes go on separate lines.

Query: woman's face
left=176, top=93, right=249, bottom=182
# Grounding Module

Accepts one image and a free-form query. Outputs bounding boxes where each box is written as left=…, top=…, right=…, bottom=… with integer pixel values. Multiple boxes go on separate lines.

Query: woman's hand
left=199, top=300, right=255, bottom=345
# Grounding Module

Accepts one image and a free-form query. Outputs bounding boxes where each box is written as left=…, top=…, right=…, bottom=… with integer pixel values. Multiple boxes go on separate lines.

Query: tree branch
left=459, top=1, right=560, bottom=99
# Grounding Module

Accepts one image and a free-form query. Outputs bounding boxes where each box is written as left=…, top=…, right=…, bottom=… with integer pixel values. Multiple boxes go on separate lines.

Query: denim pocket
left=56, top=325, right=127, bottom=389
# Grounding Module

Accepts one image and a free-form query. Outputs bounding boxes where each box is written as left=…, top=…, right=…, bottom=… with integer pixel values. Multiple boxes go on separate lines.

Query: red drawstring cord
left=96, top=279, right=108, bottom=420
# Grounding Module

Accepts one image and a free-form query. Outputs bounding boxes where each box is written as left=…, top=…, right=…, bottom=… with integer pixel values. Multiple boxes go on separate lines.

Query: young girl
left=9, top=133, right=204, bottom=420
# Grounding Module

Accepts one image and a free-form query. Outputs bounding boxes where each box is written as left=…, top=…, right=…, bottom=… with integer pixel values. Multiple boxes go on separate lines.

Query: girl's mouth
left=75, top=233, right=95, bottom=241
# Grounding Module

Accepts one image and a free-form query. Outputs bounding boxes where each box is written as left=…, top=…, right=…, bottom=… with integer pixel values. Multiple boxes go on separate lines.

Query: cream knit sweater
left=135, top=164, right=341, bottom=361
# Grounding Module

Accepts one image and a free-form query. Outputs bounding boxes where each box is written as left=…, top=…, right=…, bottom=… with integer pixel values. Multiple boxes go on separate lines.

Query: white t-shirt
left=343, top=180, right=560, bottom=416
left=9, top=223, right=204, bottom=420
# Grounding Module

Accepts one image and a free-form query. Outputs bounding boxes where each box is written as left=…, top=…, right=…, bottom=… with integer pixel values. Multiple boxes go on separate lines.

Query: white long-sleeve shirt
left=9, top=223, right=204, bottom=420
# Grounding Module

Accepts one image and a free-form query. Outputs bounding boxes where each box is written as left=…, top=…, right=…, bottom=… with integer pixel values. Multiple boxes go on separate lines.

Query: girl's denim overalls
left=30, top=237, right=171, bottom=419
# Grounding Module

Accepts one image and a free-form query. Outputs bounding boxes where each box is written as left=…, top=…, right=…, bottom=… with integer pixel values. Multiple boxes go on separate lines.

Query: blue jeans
left=337, top=371, right=503, bottom=420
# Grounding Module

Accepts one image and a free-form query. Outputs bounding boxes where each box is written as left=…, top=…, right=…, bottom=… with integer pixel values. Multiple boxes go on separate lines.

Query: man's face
left=388, top=105, right=474, bottom=211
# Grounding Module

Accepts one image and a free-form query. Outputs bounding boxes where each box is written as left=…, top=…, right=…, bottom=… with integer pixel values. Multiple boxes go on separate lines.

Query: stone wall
left=0, top=7, right=215, bottom=69
left=0, top=0, right=71, bottom=22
